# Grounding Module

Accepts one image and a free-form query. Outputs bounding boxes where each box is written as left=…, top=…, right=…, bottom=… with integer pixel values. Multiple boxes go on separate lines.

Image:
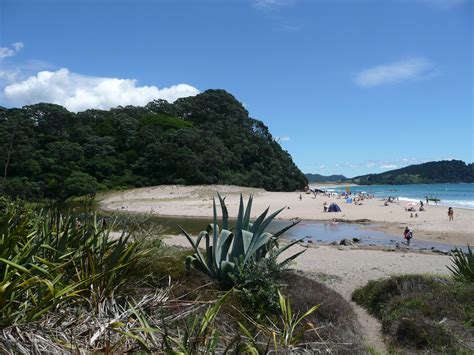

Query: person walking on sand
left=448, top=207, right=454, bottom=221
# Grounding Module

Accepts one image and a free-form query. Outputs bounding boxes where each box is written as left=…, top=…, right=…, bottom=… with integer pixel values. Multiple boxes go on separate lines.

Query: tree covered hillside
left=352, top=160, right=474, bottom=185
left=0, top=90, right=307, bottom=200
left=305, top=173, right=347, bottom=183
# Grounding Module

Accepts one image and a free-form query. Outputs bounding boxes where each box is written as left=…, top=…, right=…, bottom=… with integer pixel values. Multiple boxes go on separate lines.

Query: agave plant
left=180, top=194, right=305, bottom=288
left=447, top=245, right=474, bottom=283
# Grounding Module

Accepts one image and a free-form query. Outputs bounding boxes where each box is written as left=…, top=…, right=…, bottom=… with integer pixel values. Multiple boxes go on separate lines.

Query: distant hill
left=305, top=173, right=348, bottom=183
left=352, top=160, right=474, bottom=185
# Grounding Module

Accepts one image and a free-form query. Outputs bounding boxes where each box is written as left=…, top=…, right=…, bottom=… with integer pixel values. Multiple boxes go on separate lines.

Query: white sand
left=100, top=185, right=473, bottom=245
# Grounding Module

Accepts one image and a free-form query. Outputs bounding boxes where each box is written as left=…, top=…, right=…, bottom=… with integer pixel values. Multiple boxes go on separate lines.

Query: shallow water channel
left=110, top=212, right=466, bottom=253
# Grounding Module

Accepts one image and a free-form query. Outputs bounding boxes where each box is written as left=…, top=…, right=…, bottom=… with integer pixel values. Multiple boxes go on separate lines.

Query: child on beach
left=403, top=227, right=413, bottom=246
left=448, top=207, right=454, bottom=221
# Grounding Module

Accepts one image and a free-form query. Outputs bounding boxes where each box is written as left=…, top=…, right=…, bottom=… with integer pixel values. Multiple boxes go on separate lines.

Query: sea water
left=313, top=183, right=474, bottom=209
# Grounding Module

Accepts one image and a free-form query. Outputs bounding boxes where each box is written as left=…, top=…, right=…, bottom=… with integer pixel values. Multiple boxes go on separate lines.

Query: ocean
left=310, top=183, right=474, bottom=209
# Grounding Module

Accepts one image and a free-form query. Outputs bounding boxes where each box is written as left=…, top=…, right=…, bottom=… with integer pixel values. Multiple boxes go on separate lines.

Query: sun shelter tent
left=327, top=203, right=342, bottom=212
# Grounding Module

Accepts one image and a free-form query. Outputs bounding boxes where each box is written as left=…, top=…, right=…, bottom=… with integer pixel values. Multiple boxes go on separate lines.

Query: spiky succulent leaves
left=245, top=206, right=285, bottom=261
left=217, top=193, right=228, bottom=231
left=447, top=245, right=473, bottom=282
left=212, top=198, right=219, bottom=269
left=229, top=195, right=245, bottom=261
left=217, top=230, right=233, bottom=263
left=241, top=230, right=254, bottom=255
left=242, top=194, right=253, bottom=230
left=275, top=237, right=306, bottom=268
left=178, top=226, right=212, bottom=277
left=249, top=207, right=269, bottom=235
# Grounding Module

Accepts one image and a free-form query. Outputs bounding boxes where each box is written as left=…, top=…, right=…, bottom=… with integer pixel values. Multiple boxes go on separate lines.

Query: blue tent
left=346, top=198, right=353, bottom=203
left=328, top=203, right=342, bottom=212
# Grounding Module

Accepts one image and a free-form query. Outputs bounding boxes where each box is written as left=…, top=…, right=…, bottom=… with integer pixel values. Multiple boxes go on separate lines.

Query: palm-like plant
left=180, top=194, right=305, bottom=288
left=448, top=245, right=474, bottom=283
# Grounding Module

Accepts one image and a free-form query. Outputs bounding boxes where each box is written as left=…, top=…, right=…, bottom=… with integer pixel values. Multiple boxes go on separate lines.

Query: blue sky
left=0, top=0, right=472, bottom=177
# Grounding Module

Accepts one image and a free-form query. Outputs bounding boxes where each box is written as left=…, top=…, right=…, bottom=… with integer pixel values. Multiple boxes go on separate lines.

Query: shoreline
left=99, top=184, right=473, bottom=246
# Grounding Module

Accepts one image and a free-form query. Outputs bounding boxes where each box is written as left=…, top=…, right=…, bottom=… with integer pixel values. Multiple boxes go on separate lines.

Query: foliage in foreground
left=352, top=275, right=474, bottom=353
left=181, top=194, right=305, bottom=288
left=0, top=197, right=365, bottom=353
left=0, top=199, right=145, bottom=325
left=448, top=245, right=474, bottom=283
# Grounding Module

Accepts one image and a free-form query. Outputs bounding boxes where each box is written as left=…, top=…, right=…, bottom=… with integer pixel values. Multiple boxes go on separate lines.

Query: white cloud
left=280, top=136, right=291, bottom=142
left=0, top=69, right=19, bottom=82
left=355, top=58, right=435, bottom=87
left=12, top=42, right=24, bottom=52
left=253, top=0, right=293, bottom=10
left=3, top=68, right=200, bottom=112
left=0, top=48, right=15, bottom=59
left=319, top=164, right=325, bottom=169
left=0, top=42, right=24, bottom=59
left=380, top=164, right=398, bottom=169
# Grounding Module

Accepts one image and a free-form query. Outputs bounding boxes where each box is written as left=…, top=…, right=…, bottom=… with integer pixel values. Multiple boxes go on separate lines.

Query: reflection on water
left=67, top=202, right=466, bottom=252
left=134, top=214, right=467, bottom=252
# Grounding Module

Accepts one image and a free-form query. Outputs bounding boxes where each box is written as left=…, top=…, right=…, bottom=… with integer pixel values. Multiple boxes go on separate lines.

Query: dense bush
left=0, top=90, right=307, bottom=201
left=0, top=198, right=146, bottom=325
left=353, top=275, right=474, bottom=352
left=352, top=159, right=474, bottom=184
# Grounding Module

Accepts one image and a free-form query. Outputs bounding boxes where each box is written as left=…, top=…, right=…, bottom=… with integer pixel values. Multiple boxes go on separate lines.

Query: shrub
left=181, top=194, right=305, bottom=288
left=448, top=245, right=474, bottom=283
left=353, top=275, right=474, bottom=352
left=232, top=252, right=283, bottom=317
left=0, top=200, right=146, bottom=325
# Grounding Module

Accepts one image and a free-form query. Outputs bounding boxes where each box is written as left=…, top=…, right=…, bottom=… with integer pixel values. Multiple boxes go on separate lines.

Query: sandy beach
left=102, top=185, right=466, bottom=353
left=100, top=184, right=473, bottom=245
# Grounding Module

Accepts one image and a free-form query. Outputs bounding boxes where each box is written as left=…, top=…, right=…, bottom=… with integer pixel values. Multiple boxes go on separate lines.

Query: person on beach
left=323, top=201, right=328, bottom=212
left=448, top=207, right=454, bottom=221
left=403, top=227, right=413, bottom=246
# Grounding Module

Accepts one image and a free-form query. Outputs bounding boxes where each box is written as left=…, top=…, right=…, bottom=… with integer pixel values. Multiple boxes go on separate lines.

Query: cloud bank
left=0, top=42, right=24, bottom=59
left=3, top=68, right=200, bottom=112
left=355, top=58, right=435, bottom=87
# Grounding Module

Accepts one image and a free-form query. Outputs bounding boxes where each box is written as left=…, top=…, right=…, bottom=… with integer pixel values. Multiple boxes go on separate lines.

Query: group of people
left=402, top=206, right=455, bottom=247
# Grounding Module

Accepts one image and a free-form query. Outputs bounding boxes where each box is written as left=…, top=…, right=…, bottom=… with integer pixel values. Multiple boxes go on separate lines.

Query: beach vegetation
left=181, top=194, right=305, bottom=289
left=448, top=245, right=474, bottom=283
left=0, top=197, right=366, bottom=353
left=353, top=275, right=474, bottom=352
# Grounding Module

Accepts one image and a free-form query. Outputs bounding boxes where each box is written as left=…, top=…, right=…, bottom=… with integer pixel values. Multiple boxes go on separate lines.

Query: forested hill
left=0, top=89, right=307, bottom=201
left=352, top=160, right=474, bottom=185
left=305, top=173, right=347, bottom=183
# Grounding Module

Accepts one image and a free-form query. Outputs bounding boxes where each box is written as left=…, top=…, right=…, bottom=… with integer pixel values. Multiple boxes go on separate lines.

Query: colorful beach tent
left=328, top=203, right=342, bottom=212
